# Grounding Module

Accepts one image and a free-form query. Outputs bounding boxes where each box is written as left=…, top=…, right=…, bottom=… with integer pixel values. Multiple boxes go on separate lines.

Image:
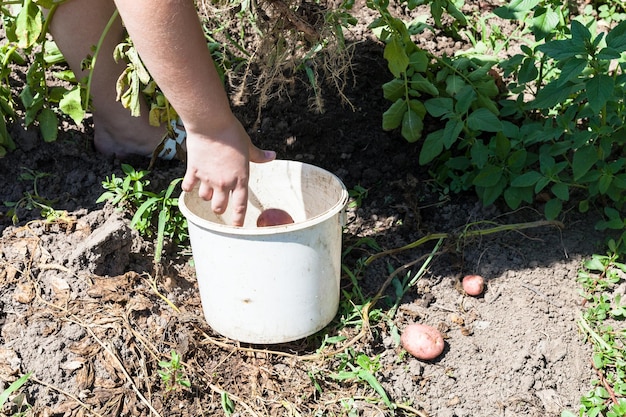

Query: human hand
left=181, top=118, right=275, bottom=226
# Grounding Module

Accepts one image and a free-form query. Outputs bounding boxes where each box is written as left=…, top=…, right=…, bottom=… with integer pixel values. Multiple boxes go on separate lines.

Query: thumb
left=249, top=144, right=276, bottom=163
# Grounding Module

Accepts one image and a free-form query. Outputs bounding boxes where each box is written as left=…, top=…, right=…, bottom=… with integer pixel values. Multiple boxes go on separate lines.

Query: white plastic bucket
left=178, top=160, right=349, bottom=344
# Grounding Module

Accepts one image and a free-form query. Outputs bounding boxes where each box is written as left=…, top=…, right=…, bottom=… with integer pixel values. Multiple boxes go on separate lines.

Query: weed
left=331, top=349, right=395, bottom=413
left=348, top=184, right=369, bottom=208
left=0, top=372, right=32, bottom=416
left=3, top=168, right=56, bottom=224
left=97, top=164, right=188, bottom=261
left=576, top=246, right=626, bottom=416
left=97, top=163, right=151, bottom=209
left=158, top=350, right=191, bottom=393
left=221, top=391, right=235, bottom=416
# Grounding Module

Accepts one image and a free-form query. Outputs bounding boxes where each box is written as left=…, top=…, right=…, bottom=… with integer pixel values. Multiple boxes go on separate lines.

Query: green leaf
left=408, top=50, right=429, bottom=72
left=507, top=149, right=527, bottom=172
left=401, top=109, right=423, bottom=142
left=15, top=0, right=43, bottom=49
left=493, top=0, right=540, bottom=19
left=518, top=57, right=539, bottom=84
left=531, top=80, right=579, bottom=109
left=59, top=87, right=85, bottom=124
left=597, top=47, right=621, bottom=60
left=587, top=74, right=614, bottom=113
left=551, top=182, right=569, bottom=201
left=0, top=372, right=31, bottom=408
left=0, top=116, right=15, bottom=153
left=544, top=198, right=562, bottom=220
left=441, top=118, right=463, bottom=149
left=475, top=93, right=500, bottom=115
left=573, top=144, right=598, bottom=180
left=511, top=170, right=542, bottom=187
left=410, top=73, right=439, bottom=96
left=445, top=74, right=465, bottom=95
left=479, top=178, right=506, bottom=206
left=467, top=108, right=502, bottom=132
left=596, top=207, right=624, bottom=230
left=382, top=99, right=407, bottom=131
left=384, top=37, right=409, bottom=78
left=419, top=130, right=444, bottom=165
left=356, top=369, right=392, bottom=409
left=504, top=186, right=533, bottom=209
left=598, top=173, right=612, bottom=194
left=454, top=85, right=476, bottom=114
left=382, top=79, right=405, bottom=101
left=606, top=20, right=626, bottom=53
left=473, top=164, right=502, bottom=187
left=37, top=108, right=58, bottom=142
left=470, top=139, right=489, bottom=168
left=570, top=20, right=591, bottom=44
left=408, top=99, right=427, bottom=119
left=495, top=134, right=511, bottom=160
left=537, top=39, right=584, bottom=60
left=425, top=97, right=453, bottom=117
left=532, top=7, right=560, bottom=40
left=557, top=57, right=587, bottom=87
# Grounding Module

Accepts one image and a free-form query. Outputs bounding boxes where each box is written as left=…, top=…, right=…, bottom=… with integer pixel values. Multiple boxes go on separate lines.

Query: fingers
left=182, top=168, right=248, bottom=226
left=182, top=141, right=274, bottom=226
left=228, top=186, right=248, bottom=227
left=181, top=169, right=198, bottom=193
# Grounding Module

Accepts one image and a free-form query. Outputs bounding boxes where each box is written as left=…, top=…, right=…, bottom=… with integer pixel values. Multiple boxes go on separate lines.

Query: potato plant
left=0, top=0, right=84, bottom=155
left=372, top=0, right=626, bottom=242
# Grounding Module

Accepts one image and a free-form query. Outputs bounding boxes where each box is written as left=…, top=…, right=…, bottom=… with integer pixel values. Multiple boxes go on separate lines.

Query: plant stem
left=84, top=10, right=119, bottom=112
left=365, top=219, right=564, bottom=265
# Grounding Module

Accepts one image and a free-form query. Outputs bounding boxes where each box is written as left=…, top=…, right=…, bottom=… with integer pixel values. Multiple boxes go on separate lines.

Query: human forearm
left=113, top=0, right=234, bottom=135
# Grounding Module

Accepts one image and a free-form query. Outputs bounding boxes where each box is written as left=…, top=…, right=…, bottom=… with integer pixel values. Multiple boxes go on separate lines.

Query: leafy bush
left=0, top=0, right=83, bottom=156
left=372, top=0, right=626, bottom=249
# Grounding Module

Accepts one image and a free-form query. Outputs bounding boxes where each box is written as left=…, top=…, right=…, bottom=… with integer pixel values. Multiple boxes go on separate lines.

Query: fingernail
left=265, top=150, right=276, bottom=159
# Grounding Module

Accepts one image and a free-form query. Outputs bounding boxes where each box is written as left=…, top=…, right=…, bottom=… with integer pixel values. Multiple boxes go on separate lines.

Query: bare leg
left=48, top=0, right=166, bottom=157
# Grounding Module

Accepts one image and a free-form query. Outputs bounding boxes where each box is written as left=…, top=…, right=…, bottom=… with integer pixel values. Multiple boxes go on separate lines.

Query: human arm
left=113, top=0, right=275, bottom=226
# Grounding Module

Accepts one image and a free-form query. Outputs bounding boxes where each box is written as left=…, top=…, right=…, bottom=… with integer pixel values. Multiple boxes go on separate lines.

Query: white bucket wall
left=179, top=160, right=348, bottom=344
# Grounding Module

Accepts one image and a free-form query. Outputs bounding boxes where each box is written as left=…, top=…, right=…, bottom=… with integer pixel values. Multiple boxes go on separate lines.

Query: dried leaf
left=0, top=348, right=21, bottom=379
left=13, top=282, right=35, bottom=303
left=87, top=274, right=136, bottom=302
left=69, top=338, right=102, bottom=357
left=60, top=359, right=84, bottom=371
left=127, top=293, right=152, bottom=313
left=76, top=360, right=95, bottom=391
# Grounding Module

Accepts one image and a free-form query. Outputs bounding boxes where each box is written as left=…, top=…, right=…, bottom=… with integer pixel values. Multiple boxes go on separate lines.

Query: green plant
left=158, top=350, right=191, bottom=392
left=348, top=184, right=369, bottom=208
left=97, top=164, right=188, bottom=260
left=97, top=163, right=151, bottom=208
left=3, top=168, right=57, bottom=224
left=331, top=349, right=395, bottom=413
left=0, top=372, right=32, bottom=416
left=372, top=0, right=626, bottom=228
left=0, top=0, right=85, bottom=153
left=130, top=177, right=186, bottom=262
left=575, top=247, right=626, bottom=417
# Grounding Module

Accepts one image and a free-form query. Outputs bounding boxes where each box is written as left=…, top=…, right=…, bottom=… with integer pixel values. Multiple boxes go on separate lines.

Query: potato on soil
left=256, top=208, right=295, bottom=227
left=401, top=323, right=445, bottom=360
left=462, top=274, right=485, bottom=296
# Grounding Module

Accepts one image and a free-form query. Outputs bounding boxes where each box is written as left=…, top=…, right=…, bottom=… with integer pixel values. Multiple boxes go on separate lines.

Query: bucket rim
left=178, top=160, right=349, bottom=236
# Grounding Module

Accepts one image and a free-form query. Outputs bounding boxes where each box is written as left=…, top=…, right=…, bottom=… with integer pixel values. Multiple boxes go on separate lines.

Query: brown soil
left=0, top=1, right=606, bottom=416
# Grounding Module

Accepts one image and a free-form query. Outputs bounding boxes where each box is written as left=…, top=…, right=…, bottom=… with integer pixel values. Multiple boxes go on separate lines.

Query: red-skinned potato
left=401, top=323, right=445, bottom=360
left=256, top=208, right=295, bottom=227
left=462, top=274, right=485, bottom=296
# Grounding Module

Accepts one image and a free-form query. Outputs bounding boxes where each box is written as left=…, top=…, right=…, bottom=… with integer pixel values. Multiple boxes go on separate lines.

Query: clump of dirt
left=0, top=1, right=607, bottom=416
